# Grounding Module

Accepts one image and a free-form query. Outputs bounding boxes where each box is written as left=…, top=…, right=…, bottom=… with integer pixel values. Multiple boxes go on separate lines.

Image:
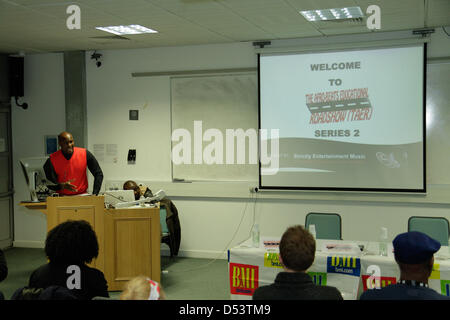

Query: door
left=0, top=102, right=13, bottom=249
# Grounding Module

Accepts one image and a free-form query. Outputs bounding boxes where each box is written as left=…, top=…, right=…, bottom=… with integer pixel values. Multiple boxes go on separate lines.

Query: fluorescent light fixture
left=96, top=24, right=158, bottom=35
left=300, top=7, right=363, bottom=21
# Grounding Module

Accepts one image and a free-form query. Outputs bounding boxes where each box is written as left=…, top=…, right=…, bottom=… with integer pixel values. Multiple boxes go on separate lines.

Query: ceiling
left=0, top=0, right=449, bottom=54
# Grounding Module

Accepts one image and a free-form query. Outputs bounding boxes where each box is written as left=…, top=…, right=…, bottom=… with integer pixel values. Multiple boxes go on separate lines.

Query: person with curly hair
left=28, top=220, right=109, bottom=300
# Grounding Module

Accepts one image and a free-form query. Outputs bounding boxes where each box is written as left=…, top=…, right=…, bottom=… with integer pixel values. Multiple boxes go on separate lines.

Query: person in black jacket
left=360, top=231, right=450, bottom=300
left=0, top=248, right=7, bottom=300
left=253, top=225, right=343, bottom=300
left=28, top=220, right=109, bottom=300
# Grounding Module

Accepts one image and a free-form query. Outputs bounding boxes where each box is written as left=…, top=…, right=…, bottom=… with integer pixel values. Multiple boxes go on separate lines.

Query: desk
left=20, top=197, right=161, bottom=291
left=228, top=239, right=450, bottom=300
left=19, top=201, right=47, bottom=215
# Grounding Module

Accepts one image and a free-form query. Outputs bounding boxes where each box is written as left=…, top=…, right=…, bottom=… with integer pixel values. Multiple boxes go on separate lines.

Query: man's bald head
left=58, top=131, right=74, bottom=156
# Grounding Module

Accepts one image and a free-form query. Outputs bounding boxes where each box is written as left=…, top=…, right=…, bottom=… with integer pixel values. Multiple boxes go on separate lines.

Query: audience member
left=252, top=225, right=343, bottom=300
left=0, top=248, right=7, bottom=300
left=123, top=180, right=181, bottom=256
left=360, top=231, right=450, bottom=300
left=0, top=248, right=7, bottom=282
left=11, top=285, right=78, bottom=300
left=120, top=275, right=166, bottom=300
left=28, top=220, right=109, bottom=300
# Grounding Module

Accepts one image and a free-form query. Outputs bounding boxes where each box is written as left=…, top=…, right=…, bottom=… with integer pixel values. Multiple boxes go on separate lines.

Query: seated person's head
left=279, top=225, right=316, bottom=272
left=393, top=231, right=441, bottom=279
left=45, top=220, right=99, bottom=266
left=120, top=275, right=166, bottom=300
left=123, top=180, right=141, bottom=200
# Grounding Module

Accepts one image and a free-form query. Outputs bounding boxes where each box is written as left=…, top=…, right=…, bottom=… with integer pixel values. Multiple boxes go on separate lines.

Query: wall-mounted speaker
left=8, top=56, right=24, bottom=97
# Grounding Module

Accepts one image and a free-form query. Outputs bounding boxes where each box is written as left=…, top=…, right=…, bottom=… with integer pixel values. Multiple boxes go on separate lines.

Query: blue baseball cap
left=393, top=231, right=441, bottom=264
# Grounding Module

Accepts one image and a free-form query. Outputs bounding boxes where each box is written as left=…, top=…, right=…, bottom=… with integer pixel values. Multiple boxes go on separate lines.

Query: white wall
left=86, top=42, right=255, bottom=182
left=11, top=29, right=450, bottom=257
left=12, top=53, right=65, bottom=247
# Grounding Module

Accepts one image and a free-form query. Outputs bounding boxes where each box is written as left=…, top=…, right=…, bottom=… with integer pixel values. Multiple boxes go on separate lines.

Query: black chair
left=160, top=204, right=174, bottom=257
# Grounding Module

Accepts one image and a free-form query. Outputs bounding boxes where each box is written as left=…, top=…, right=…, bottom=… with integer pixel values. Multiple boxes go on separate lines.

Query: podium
left=104, top=207, right=161, bottom=291
left=22, top=196, right=161, bottom=291
left=46, top=196, right=106, bottom=271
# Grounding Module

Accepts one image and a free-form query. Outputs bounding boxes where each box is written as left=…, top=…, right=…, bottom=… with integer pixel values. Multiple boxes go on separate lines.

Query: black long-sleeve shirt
left=0, top=249, right=7, bottom=282
left=43, top=150, right=103, bottom=195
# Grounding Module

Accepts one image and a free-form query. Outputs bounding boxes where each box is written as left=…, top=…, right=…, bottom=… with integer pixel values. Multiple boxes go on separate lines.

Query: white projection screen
left=259, top=44, right=426, bottom=192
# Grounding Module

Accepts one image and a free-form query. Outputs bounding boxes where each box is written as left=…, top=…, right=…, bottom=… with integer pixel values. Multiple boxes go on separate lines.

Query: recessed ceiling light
left=300, top=7, right=363, bottom=22
left=96, top=24, right=158, bottom=35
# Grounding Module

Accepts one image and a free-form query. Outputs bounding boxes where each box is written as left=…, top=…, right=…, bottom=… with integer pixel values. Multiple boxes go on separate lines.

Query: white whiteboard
left=171, top=73, right=258, bottom=181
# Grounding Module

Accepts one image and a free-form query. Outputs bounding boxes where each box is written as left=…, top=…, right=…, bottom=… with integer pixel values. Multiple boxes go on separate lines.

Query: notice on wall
left=106, top=144, right=118, bottom=164
left=93, top=143, right=118, bottom=164
left=93, top=144, right=105, bottom=162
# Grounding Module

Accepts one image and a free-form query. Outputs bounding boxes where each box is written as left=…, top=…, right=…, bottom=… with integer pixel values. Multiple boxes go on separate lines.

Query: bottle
left=309, top=224, right=317, bottom=239
left=252, top=223, right=260, bottom=248
left=379, top=227, right=388, bottom=256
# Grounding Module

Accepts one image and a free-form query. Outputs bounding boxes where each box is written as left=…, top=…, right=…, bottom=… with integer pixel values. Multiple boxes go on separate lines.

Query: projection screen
left=259, top=44, right=426, bottom=192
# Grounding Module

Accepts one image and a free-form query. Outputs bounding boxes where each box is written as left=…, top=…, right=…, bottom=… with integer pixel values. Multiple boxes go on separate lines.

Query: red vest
left=50, top=147, right=88, bottom=195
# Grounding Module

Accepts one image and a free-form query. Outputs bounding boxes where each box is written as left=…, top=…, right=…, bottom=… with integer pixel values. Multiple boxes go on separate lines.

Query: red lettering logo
left=229, top=263, right=259, bottom=296
left=361, top=275, right=397, bottom=291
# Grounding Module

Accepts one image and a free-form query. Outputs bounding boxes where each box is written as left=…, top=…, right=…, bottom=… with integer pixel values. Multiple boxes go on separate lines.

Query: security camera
left=15, top=96, right=28, bottom=110
left=91, top=52, right=102, bottom=60
left=91, top=51, right=103, bottom=67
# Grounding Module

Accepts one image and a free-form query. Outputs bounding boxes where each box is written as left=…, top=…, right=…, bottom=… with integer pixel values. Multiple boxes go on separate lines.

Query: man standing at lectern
left=44, top=131, right=103, bottom=196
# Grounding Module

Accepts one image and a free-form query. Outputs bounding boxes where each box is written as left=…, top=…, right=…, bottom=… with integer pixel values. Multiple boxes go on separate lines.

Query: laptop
left=103, top=190, right=136, bottom=207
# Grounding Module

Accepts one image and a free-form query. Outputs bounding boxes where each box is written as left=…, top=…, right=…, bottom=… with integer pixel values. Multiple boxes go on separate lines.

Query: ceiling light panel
left=96, top=25, right=158, bottom=35
left=300, top=7, right=364, bottom=21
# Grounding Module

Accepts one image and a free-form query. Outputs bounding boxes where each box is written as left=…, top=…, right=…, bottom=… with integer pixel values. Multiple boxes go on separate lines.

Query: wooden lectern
left=46, top=196, right=106, bottom=271
left=22, top=196, right=161, bottom=291
left=104, top=207, right=161, bottom=291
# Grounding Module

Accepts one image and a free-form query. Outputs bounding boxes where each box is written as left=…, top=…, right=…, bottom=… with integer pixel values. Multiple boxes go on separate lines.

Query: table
left=228, top=239, right=450, bottom=300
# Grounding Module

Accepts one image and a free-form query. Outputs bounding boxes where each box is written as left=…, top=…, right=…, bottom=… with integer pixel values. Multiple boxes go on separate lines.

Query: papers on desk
left=321, top=242, right=362, bottom=256
left=435, top=246, right=450, bottom=260
left=124, top=203, right=157, bottom=209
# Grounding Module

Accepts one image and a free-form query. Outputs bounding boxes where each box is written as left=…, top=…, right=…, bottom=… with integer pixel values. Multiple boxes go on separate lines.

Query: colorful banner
left=229, top=242, right=450, bottom=300
left=327, top=256, right=361, bottom=277
left=264, top=252, right=282, bottom=269
left=308, top=272, right=327, bottom=286
left=229, top=262, right=259, bottom=296
left=361, top=275, right=397, bottom=291
left=440, top=280, right=450, bottom=297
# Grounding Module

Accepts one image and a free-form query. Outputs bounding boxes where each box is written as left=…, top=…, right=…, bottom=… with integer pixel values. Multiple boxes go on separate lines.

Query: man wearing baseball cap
left=360, top=231, right=450, bottom=300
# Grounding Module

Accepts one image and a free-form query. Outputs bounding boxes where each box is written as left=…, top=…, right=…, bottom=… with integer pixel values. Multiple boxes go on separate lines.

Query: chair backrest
left=408, top=216, right=450, bottom=246
left=160, top=205, right=169, bottom=235
left=305, top=213, right=342, bottom=240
